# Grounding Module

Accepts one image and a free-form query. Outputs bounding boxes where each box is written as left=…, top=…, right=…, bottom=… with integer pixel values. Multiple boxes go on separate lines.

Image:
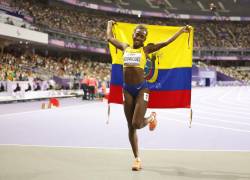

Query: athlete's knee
left=132, top=121, right=141, bottom=129
left=127, top=122, right=133, bottom=130
left=128, top=126, right=136, bottom=133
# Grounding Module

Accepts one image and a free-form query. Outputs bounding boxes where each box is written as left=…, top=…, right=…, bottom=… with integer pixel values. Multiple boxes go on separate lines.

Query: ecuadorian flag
left=108, top=22, right=193, bottom=108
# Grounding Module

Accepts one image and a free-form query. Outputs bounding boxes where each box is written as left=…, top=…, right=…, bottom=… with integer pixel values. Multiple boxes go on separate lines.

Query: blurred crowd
left=8, top=0, right=250, bottom=49
left=214, top=66, right=249, bottom=82
left=0, top=53, right=111, bottom=81
left=0, top=53, right=33, bottom=81
left=0, top=52, right=111, bottom=96
left=1, top=16, right=38, bottom=30
left=196, top=61, right=250, bottom=83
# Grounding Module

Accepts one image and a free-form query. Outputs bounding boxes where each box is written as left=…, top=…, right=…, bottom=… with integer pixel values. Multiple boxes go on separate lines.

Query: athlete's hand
left=108, top=20, right=116, bottom=26
left=182, top=25, right=191, bottom=33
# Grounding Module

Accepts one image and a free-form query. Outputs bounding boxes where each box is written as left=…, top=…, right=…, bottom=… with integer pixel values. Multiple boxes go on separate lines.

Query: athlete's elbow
left=107, top=36, right=114, bottom=42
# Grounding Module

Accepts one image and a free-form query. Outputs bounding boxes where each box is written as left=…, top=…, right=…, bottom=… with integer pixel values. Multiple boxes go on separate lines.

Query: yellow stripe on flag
left=109, top=22, right=193, bottom=69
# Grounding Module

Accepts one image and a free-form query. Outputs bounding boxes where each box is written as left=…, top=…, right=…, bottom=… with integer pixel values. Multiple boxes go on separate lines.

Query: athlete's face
left=133, top=28, right=147, bottom=48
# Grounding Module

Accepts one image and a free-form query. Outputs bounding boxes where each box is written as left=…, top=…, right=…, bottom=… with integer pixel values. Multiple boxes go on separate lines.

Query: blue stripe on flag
left=148, top=68, right=191, bottom=90
left=110, top=64, right=191, bottom=90
left=110, top=64, right=123, bottom=85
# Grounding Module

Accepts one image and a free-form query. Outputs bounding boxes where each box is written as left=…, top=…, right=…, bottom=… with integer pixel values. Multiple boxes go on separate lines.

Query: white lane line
left=192, top=100, right=250, bottom=116
left=157, top=108, right=250, bottom=126
left=198, top=87, right=250, bottom=109
left=220, top=86, right=250, bottom=102
left=191, top=110, right=250, bottom=121
left=192, top=106, right=250, bottom=116
left=0, top=102, right=101, bottom=118
left=160, top=111, right=250, bottom=126
left=0, top=144, right=250, bottom=152
left=169, top=118, right=250, bottom=134
left=218, top=87, right=250, bottom=107
left=198, top=97, right=250, bottom=113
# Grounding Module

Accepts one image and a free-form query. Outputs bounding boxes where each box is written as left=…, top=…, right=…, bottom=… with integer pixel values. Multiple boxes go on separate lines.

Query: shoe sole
left=132, top=167, right=142, bottom=171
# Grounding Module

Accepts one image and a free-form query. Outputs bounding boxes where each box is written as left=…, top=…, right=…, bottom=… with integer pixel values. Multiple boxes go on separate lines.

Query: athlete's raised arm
left=144, top=25, right=191, bottom=54
left=107, top=20, right=128, bottom=51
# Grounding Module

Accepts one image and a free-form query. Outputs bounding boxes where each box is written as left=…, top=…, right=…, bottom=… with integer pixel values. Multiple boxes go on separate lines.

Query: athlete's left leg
left=132, top=89, right=156, bottom=129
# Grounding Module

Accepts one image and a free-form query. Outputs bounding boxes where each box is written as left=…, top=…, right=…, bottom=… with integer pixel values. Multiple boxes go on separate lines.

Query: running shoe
left=132, top=159, right=142, bottom=171
left=149, top=112, right=157, bottom=131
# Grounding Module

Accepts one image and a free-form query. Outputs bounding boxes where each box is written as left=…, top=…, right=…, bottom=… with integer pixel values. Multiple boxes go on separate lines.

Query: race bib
left=144, top=92, right=149, bottom=102
left=123, top=52, right=141, bottom=66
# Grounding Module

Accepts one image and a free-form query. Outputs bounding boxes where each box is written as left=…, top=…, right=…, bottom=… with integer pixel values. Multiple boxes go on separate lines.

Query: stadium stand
left=5, top=0, right=250, bottom=49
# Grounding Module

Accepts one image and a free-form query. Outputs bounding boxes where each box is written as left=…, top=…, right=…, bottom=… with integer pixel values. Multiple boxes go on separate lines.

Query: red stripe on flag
left=108, top=84, right=123, bottom=104
left=148, top=90, right=191, bottom=108
left=108, top=85, right=191, bottom=108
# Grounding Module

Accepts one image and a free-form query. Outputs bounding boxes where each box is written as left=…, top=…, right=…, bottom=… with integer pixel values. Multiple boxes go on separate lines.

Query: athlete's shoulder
left=124, top=44, right=130, bottom=50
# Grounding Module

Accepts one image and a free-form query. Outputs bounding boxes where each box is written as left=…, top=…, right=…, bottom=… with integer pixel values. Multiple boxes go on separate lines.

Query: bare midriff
left=123, top=67, right=144, bottom=85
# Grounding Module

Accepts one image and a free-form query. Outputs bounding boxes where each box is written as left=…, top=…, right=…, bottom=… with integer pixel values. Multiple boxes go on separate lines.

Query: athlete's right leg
left=123, top=90, right=139, bottom=159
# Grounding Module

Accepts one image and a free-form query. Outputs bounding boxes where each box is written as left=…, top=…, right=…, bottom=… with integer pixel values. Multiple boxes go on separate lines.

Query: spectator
left=13, top=83, right=21, bottom=92
left=0, top=83, right=5, bottom=92
left=25, top=83, right=32, bottom=92
left=81, top=73, right=90, bottom=100
left=34, top=82, right=41, bottom=91
left=88, top=76, right=98, bottom=100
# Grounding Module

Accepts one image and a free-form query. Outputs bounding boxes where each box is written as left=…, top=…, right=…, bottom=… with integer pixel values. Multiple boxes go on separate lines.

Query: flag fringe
left=189, top=108, right=193, bottom=128
left=106, top=103, right=110, bottom=124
